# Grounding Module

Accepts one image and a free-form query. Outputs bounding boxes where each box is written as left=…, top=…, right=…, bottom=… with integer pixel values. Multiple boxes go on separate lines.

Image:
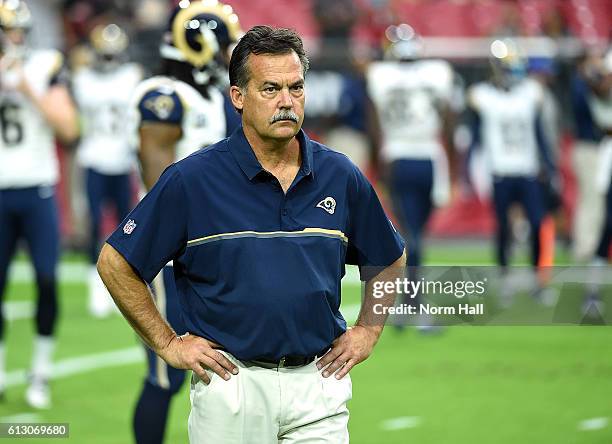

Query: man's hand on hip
left=161, top=333, right=239, bottom=384
left=316, top=325, right=379, bottom=380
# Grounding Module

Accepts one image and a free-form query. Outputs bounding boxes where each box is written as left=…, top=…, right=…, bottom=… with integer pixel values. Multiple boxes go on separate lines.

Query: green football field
left=1, top=242, right=611, bottom=443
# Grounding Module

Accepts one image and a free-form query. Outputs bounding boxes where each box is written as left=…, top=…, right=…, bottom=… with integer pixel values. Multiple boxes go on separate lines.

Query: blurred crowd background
left=18, top=0, right=612, bottom=260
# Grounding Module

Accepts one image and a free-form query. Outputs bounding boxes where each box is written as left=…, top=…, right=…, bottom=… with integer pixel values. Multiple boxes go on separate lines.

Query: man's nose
left=278, top=87, right=293, bottom=108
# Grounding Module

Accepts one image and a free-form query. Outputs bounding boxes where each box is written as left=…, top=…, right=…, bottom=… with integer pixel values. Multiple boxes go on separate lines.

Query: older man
left=98, top=25, right=405, bottom=443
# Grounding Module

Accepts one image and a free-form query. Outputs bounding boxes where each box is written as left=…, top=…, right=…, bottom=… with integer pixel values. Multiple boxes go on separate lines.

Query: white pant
left=572, top=142, right=605, bottom=261
left=188, top=352, right=351, bottom=443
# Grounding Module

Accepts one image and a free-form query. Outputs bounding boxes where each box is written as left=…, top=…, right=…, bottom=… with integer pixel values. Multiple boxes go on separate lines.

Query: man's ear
left=230, top=85, right=244, bottom=112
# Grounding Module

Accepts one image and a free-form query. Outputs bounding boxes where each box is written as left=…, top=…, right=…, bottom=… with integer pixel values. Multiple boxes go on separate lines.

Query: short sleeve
left=48, top=52, right=70, bottom=87
left=467, top=85, right=482, bottom=112
left=138, top=89, right=184, bottom=124
left=530, top=79, right=544, bottom=107
left=346, top=165, right=405, bottom=280
left=106, top=165, right=188, bottom=282
left=427, top=61, right=454, bottom=102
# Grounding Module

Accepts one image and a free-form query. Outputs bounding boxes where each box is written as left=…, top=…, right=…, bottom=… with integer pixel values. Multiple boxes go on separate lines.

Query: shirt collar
left=228, top=126, right=314, bottom=182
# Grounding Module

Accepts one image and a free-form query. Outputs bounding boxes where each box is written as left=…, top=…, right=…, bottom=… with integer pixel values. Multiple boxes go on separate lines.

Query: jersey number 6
left=0, top=102, right=24, bottom=146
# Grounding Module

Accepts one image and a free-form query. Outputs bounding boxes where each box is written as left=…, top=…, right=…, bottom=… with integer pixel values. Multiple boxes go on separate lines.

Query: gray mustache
left=270, top=111, right=299, bottom=124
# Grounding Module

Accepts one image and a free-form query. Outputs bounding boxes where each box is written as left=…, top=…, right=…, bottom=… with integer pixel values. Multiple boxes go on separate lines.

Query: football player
left=73, top=23, right=142, bottom=318
left=583, top=48, right=611, bottom=316
left=570, top=51, right=604, bottom=262
left=467, top=40, right=558, bottom=292
left=0, top=0, right=79, bottom=408
left=366, top=24, right=459, bottom=329
left=127, top=1, right=241, bottom=443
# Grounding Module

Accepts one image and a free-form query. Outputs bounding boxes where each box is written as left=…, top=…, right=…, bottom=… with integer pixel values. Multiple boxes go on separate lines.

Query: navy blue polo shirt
left=107, top=127, right=404, bottom=361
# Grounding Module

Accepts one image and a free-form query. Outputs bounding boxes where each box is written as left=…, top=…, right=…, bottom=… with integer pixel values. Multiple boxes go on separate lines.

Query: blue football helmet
left=160, top=0, right=242, bottom=85
left=89, top=23, right=129, bottom=70
left=383, top=23, right=423, bottom=61
left=489, top=39, right=527, bottom=88
left=0, top=0, right=31, bottom=31
left=0, top=0, right=31, bottom=57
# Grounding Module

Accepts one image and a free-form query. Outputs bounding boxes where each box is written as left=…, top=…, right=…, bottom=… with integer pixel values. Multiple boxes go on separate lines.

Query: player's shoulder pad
left=467, top=81, right=490, bottom=110
left=171, top=78, right=205, bottom=105
left=521, top=77, right=544, bottom=103
left=30, top=49, right=68, bottom=87
left=119, top=62, right=145, bottom=82
left=366, top=61, right=400, bottom=99
left=136, top=78, right=183, bottom=124
left=71, top=65, right=94, bottom=98
left=366, top=61, right=396, bottom=86
left=366, top=61, right=395, bottom=76
left=419, top=59, right=453, bottom=86
left=71, top=65, right=92, bottom=83
left=422, top=59, right=453, bottom=78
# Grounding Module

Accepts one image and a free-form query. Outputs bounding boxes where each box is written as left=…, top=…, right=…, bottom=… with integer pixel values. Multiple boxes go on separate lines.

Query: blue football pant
left=0, top=187, right=60, bottom=339
left=595, top=180, right=611, bottom=260
left=388, top=159, right=434, bottom=268
left=85, top=169, right=132, bottom=264
left=492, top=176, right=545, bottom=267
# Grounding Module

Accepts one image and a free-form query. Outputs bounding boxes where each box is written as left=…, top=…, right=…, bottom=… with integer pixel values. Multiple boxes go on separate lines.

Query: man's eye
left=264, top=87, right=276, bottom=93
left=292, top=85, right=304, bottom=92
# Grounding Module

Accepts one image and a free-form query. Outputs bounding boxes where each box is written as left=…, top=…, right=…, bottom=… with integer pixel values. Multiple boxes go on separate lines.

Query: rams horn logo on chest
left=316, top=197, right=336, bottom=215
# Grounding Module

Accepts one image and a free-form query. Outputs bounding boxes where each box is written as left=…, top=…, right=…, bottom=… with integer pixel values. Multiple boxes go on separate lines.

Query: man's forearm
left=97, top=243, right=177, bottom=355
left=355, top=250, right=407, bottom=340
left=23, top=85, right=79, bottom=144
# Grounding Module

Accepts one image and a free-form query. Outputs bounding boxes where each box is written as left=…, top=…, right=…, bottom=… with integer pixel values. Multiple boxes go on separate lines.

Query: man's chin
left=269, top=123, right=300, bottom=139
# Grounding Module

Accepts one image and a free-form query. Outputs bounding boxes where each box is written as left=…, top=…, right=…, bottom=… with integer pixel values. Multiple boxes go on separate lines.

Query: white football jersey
left=367, top=59, right=454, bottom=161
left=0, top=49, right=65, bottom=188
left=589, top=92, right=612, bottom=131
left=73, top=63, right=143, bottom=175
left=130, top=76, right=226, bottom=163
left=469, top=78, right=543, bottom=177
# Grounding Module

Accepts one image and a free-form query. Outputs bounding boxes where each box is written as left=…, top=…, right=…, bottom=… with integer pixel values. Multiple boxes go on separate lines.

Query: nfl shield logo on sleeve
left=123, top=219, right=137, bottom=235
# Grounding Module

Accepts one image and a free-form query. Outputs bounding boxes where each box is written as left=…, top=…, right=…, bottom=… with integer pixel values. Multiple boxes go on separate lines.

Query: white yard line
left=380, top=416, right=422, bottom=431
left=8, top=262, right=89, bottom=284
left=5, top=347, right=143, bottom=388
left=4, top=301, right=34, bottom=321
left=0, top=413, right=42, bottom=423
left=578, top=417, right=609, bottom=431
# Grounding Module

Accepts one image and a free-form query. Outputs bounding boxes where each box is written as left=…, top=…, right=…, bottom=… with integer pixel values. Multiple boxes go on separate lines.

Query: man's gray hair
left=229, top=25, right=310, bottom=89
